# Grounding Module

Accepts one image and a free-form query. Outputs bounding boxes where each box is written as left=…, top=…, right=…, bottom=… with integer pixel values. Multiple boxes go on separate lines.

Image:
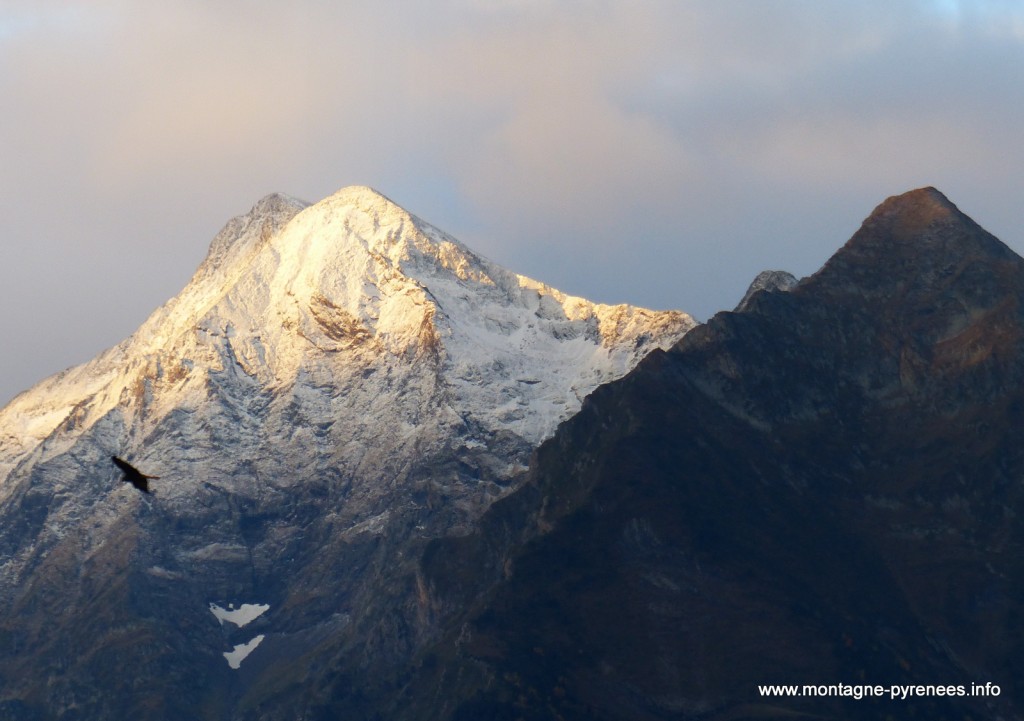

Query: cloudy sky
left=2, top=0, right=1024, bottom=403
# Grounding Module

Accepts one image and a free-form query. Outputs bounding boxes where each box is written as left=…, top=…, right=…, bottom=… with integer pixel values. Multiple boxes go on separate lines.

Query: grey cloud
left=3, top=1, right=1024, bottom=403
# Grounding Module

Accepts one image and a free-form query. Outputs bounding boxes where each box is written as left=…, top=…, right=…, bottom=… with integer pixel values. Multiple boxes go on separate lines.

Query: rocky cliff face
left=0, top=186, right=693, bottom=720
left=406, top=188, right=1024, bottom=721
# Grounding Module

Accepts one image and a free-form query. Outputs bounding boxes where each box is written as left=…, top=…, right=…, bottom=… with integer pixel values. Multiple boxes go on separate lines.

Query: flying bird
left=111, top=456, right=160, bottom=494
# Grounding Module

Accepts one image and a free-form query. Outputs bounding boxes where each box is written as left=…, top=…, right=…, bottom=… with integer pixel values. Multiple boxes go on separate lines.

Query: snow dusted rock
left=734, top=269, right=798, bottom=312
left=0, top=186, right=693, bottom=720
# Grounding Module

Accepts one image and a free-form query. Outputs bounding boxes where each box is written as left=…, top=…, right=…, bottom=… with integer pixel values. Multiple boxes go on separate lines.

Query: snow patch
left=209, top=602, right=270, bottom=628
left=223, top=635, right=265, bottom=669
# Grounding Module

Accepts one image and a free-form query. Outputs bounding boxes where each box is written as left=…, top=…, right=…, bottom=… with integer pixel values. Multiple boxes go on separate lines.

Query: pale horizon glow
left=3, top=1, right=1024, bottom=404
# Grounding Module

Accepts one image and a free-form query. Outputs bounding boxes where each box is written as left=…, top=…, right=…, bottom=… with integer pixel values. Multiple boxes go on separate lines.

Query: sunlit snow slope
left=0, top=186, right=691, bottom=487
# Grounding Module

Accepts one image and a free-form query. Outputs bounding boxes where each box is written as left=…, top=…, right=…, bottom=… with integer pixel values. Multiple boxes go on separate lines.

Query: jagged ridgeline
left=0, top=186, right=693, bottom=720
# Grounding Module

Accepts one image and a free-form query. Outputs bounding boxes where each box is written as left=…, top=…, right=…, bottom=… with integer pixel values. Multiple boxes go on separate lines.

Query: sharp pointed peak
left=332, top=184, right=392, bottom=199
left=308, top=185, right=437, bottom=236
left=319, top=185, right=406, bottom=211
left=884, top=185, right=954, bottom=207
left=301, top=185, right=476, bottom=267
left=799, top=187, right=1020, bottom=304
left=861, top=186, right=967, bottom=234
left=816, top=186, right=1011, bottom=266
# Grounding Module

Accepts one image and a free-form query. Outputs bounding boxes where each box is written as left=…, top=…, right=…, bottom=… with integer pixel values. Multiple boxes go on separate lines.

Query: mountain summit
left=0, top=186, right=690, bottom=477
left=0, top=186, right=692, bottom=720
left=399, top=187, right=1024, bottom=721
left=811, top=187, right=1019, bottom=303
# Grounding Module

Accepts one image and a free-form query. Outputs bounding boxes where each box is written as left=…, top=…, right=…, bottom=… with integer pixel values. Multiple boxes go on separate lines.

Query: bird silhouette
left=111, top=456, right=160, bottom=494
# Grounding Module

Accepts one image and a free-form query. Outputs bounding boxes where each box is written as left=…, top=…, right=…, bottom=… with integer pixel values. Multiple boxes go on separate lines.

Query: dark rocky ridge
left=399, top=188, right=1024, bottom=720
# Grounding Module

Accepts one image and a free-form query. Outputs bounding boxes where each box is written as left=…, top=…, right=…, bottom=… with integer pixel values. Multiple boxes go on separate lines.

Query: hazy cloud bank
left=2, top=0, right=1024, bottom=402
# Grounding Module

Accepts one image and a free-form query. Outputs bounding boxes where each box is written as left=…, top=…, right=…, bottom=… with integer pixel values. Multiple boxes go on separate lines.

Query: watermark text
left=758, top=682, right=1000, bottom=701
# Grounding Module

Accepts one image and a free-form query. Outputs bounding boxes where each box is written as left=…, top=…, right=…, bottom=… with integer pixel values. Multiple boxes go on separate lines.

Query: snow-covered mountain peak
left=0, top=186, right=695, bottom=484
left=0, top=186, right=697, bottom=716
left=290, top=184, right=494, bottom=288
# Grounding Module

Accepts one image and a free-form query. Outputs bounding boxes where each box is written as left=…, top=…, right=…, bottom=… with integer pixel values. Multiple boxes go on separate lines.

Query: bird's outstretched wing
left=111, top=456, right=134, bottom=475
left=111, top=456, right=159, bottom=493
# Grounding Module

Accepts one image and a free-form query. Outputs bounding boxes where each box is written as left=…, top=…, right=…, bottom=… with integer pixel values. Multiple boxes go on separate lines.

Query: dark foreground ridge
left=401, top=188, right=1024, bottom=720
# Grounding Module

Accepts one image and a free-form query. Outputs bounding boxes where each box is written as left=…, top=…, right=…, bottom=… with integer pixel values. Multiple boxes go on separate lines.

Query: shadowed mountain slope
left=406, top=188, right=1024, bottom=721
